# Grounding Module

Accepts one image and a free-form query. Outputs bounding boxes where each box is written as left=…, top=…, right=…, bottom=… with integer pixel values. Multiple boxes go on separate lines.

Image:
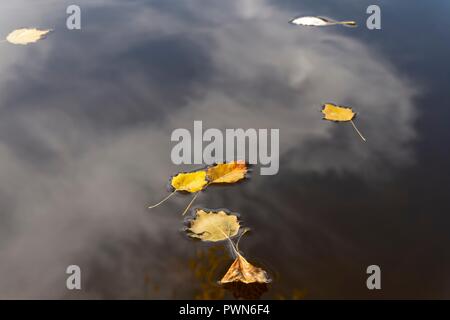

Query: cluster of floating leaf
left=149, top=161, right=249, bottom=215
left=149, top=161, right=271, bottom=295
left=188, top=209, right=270, bottom=286
left=2, top=15, right=366, bottom=298
left=148, top=15, right=367, bottom=298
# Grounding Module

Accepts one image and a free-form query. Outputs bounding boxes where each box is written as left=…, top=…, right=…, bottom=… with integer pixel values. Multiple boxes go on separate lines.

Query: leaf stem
left=236, top=228, right=250, bottom=252
left=182, top=192, right=200, bottom=216
left=338, top=21, right=357, bottom=27
left=216, top=226, right=241, bottom=258
left=350, top=120, right=366, bottom=142
left=148, top=191, right=176, bottom=209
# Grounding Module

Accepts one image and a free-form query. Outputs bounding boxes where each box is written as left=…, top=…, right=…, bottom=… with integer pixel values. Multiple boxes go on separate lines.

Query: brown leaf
left=206, top=161, right=248, bottom=184
left=220, top=254, right=270, bottom=285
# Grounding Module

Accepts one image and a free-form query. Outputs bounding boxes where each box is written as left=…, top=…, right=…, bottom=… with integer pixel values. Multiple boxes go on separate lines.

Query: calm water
left=0, top=0, right=449, bottom=299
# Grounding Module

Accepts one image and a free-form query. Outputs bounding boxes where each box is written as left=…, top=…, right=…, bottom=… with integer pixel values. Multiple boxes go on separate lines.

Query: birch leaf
left=322, top=103, right=355, bottom=122
left=6, top=28, right=51, bottom=45
left=219, top=228, right=270, bottom=285
left=322, top=103, right=366, bottom=142
left=220, top=255, right=270, bottom=284
left=148, top=170, right=207, bottom=214
left=187, top=209, right=240, bottom=242
left=290, top=16, right=356, bottom=27
left=171, top=171, right=208, bottom=193
left=206, top=161, right=248, bottom=184
left=148, top=161, right=249, bottom=214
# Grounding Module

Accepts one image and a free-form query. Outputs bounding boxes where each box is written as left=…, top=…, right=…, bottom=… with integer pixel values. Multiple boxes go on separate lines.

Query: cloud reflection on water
left=0, top=0, right=417, bottom=298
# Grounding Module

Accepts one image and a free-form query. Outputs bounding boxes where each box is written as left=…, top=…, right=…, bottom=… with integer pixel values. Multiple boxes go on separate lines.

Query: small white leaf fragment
left=290, top=16, right=356, bottom=27
left=290, top=16, right=329, bottom=26
left=6, top=28, right=52, bottom=45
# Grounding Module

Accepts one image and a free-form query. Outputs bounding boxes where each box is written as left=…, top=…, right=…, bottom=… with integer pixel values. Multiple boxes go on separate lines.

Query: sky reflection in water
left=0, top=0, right=449, bottom=299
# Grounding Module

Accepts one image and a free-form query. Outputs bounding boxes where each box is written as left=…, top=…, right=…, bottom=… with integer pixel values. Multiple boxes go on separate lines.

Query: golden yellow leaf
left=206, top=161, right=248, bottom=184
left=171, top=171, right=208, bottom=193
left=322, top=103, right=355, bottom=122
left=187, top=209, right=241, bottom=242
left=6, top=28, right=51, bottom=45
left=220, top=254, right=270, bottom=284
left=321, top=103, right=366, bottom=142
left=148, top=162, right=248, bottom=214
left=149, top=170, right=207, bottom=214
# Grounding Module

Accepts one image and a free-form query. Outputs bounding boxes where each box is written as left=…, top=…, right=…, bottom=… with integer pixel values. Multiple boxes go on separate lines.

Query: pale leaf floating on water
left=5, top=28, right=52, bottom=45
left=186, top=209, right=241, bottom=242
left=289, top=16, right=357, bottom=27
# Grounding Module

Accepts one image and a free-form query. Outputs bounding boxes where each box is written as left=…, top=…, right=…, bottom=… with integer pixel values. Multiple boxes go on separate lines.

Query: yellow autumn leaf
left=5, top=28, right=52, bottom=45
left=206, top=161, right=248, bottom=184
left=171, top=171, right=208, bottom=193
left=187, top=209, right=240, bottom=242
left=149, top=161, right=248, bottom=215
left=148, top=170, right=207, bottom=214
left=321, top=103, right=366, bottom=142
left=322, top=103, right=355, bottom=121
left=220, top=254, right=270, bottom=284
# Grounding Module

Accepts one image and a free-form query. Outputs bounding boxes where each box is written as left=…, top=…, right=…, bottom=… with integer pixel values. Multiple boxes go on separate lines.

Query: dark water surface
left=0, top=0, right=449, bottom=299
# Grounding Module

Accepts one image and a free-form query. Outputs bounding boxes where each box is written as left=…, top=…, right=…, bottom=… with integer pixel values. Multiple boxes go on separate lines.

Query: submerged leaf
left=6, top=28, right=51, bottom=45
left=322, top=103, right=366, bottom=142
left=290, top=16, right=356, bottom=27
left=187, top=209, right=240, bottom=242
left=171, top=171, right=208, bottom=193
left=206, top=161, right=248, bottom=184
left=220, top=255, right=270, bottom=284
left=222, top=282, right=268, bottom=300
